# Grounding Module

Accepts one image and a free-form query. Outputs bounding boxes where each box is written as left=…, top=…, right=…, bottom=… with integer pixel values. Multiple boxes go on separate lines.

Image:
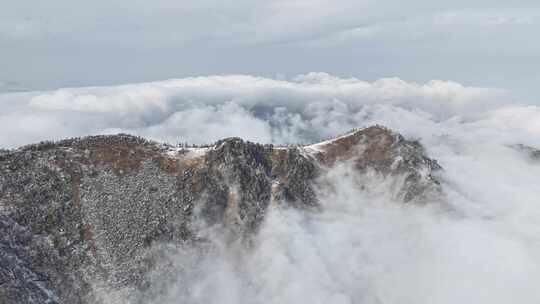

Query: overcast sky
left=2, top=0, right=539, bottom=100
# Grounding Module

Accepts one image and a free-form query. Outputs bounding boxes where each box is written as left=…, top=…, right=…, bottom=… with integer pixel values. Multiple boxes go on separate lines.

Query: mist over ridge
left=1, top=73, right=540, bottom=303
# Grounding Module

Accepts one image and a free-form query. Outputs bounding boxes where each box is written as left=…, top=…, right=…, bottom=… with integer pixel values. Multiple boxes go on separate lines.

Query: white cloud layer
left=0, top=73, right=521, bottom=148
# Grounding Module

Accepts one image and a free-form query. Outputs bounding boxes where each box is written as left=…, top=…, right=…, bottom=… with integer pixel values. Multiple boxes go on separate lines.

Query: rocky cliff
left=0, top=126, right=441, bottom=304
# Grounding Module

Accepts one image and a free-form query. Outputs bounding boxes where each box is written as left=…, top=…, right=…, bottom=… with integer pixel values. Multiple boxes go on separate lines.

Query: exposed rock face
left=0, top=126, right=440, bottom=304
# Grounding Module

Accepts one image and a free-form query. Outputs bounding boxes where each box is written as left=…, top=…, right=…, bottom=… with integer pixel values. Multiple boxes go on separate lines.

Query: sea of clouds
left=2, top=73, right=540, bottom=303
left=1, top=72, right=529, bottom=148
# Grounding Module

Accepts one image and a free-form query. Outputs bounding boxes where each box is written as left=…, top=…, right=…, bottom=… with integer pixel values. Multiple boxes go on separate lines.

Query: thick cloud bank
left=2, top=73, right=540, bottom=303
left=0, top=72, right=523, bottom=148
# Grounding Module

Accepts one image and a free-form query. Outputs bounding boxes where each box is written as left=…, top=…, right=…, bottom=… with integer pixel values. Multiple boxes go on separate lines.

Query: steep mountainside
left=0, top=126, right=441, bottom=304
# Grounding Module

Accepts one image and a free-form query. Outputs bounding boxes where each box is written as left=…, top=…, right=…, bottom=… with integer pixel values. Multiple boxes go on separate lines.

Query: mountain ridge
left=0, top=125, right=441, bottom=304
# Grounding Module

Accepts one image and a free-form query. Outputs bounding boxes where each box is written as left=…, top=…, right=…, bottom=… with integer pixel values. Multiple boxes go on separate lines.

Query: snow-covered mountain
left=0, top=126, right=440, bottom=303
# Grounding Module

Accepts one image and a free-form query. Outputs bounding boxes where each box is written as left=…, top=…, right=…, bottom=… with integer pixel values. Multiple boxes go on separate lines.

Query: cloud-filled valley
left=2, top=74, right=540, bottom=303
left=105, top=156, right=540, bottom=304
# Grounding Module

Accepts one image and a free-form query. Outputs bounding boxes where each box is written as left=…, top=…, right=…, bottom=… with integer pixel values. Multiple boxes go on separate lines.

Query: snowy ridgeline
left=0, top=126, right=442, bottom=304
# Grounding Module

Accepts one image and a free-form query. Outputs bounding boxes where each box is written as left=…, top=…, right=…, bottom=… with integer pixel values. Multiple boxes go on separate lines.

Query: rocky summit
left=0, top=126, right=441, bottom=304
